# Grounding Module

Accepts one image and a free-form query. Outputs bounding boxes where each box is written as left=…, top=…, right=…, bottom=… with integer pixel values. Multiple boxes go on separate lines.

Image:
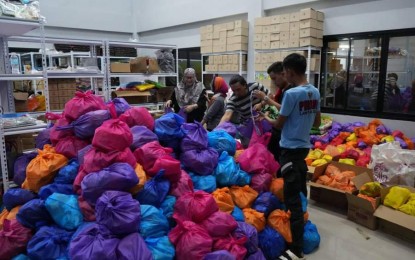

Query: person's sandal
left=279, top=249, right=306, bottom=260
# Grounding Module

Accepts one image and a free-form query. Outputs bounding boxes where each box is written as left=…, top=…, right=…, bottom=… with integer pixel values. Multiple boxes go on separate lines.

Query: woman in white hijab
left=165, top=68, right=207, bottom=122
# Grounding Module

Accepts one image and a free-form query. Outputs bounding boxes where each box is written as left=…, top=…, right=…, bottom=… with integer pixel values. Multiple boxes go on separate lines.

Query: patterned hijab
left=175, top=68, right=204, bottom=108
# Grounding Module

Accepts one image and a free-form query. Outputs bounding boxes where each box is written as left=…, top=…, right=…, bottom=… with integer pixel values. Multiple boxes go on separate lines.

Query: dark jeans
left=268, top=128, right=282, bottom=176
left=280, top=148, right=309, bottom=257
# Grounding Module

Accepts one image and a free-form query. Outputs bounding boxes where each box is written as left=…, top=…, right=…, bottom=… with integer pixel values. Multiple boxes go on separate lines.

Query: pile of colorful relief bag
left=0, top=91, right=320, bottom=260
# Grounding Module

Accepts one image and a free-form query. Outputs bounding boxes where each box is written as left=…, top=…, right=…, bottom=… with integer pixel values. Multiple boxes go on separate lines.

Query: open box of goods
left=310, top=161, right=373, bottom=211
left=374, top=186, right=415, bottom=242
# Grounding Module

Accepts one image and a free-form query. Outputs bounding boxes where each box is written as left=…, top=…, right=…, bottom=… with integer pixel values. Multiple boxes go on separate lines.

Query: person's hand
left=253, top=102, right=263, bottom=112
left=184, top=104, right=197, bottom=113
left=165, top=100, right=172, bottom=107
left=253, top=90, right=266, bottom=100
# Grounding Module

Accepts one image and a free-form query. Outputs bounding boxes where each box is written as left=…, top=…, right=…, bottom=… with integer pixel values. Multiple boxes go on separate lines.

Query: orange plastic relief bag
left=230, top=185, right=258, bottom=209
left=0, top=209, right=7, bottom=230
left=243, top=208, right=265, bottom=232
left=130, top=163, right=147, bottom=195
left=270, top=178, right=284, bottom=202
left=267, top=209, right=292, bottom=243
left=212, top=187, right=235, bottom=213
left=234, top=150, right=244, bottom=161
left=22, top=144, right=68, bottom=192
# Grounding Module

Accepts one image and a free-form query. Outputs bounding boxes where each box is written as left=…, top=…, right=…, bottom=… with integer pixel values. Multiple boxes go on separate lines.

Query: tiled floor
left=305, top=201, right=415, bottom=259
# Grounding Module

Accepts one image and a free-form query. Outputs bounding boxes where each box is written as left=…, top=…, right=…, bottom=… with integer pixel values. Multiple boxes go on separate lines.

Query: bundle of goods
left=310, top=115, right=332, bottom=135
left=383, top=186, right=415, bottom=216
left=307, top=119, right=415, bottom=168
left=314, top=164, right=357, bottom=192
left=0, top=91, right=321, bottom=260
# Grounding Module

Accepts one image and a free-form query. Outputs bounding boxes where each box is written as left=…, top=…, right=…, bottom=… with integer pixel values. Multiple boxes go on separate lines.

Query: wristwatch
left=263, top=96, right=269, bottom=102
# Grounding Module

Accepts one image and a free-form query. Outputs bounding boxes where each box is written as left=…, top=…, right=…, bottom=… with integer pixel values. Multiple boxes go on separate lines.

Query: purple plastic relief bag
left=180, top=147, right=219, bottom=175
left=96, top=191, right=141, bottom=236
left=233, top=222, right=259, bottom=255
left=116, top=233, right=152, bottom=260
left=204, top=250, right=236, bottom=260
left=181, top=122, right=209, bottom=151
left=77, top=144, right=92, bottom=166
left=111, top=97, right=131, bottom=116
left=69, top=223, right=120, bottom=260
left=57, top=110, right=111, bottom=139
left=131, top=125, right=159, bottom=150
left=35, top=127, right=52, bottom=149
left=214, top=122, right=238, bottom=137
left=13, top=152, right=37, bottom=187
left=81, top=162, right=139, bottom=206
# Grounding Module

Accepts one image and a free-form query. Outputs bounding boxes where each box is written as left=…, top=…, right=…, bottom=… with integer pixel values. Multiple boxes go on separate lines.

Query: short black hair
left=283, top=53, right=307, bottom=75
left=267, top=62, right=283, bottom=74
left=229, top=74, right=247, bottom=86
left=387, top=73, right=398, bottom=80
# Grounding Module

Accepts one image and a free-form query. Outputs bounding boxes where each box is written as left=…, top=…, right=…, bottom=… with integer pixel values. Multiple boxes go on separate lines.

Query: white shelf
left=46, top=72, right=105, bottom=78
left=255, top=46, right=321, bottom=53
left=203, top=71, right=247, bottom=75
left=0, top=74, right=44, bottom=81
left=3, top=122, right=47, bottom=136
left=0, top=17, right=40, bottom=37
left=108, top=41, right=176, bottom=49
left=110, top=73, right=177, bottom=78
left=202, top=51, right=248, bottom=56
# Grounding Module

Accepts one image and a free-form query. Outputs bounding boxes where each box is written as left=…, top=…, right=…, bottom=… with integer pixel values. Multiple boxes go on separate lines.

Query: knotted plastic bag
left=174, top=190, right=219, bottom=223
left=64, top=91, right=106, bottom=122
left=119, top=107, right=155, bottom=130
left=204, top=250, right=236, bottom=260
left=201, top=211, right=238, bottom=238
left=0, top=219, right=33, bottom=259
left=258, top=226, right=286, bottom=260
left=148, top=155, right=181, bottom=182
left=39, top=183, right=74, bottom=200
left=267, top=209, right=292, bottom=242
left=130, top=163, right=147, bottom=195
left=82, top=162, right=139, bottom=206
left=96, top=191, right=141, bottom=236
left=77, top=144, right=92, bottom=166
left=139, top=205, right=169, bottom=238
left=303, top=220, right=320, bottom=254
left=253, top=192, right=282, bottom=217
left=50, top=117, right=73, bottom=145
left=208, top=130, right=237, bottom=156
left=181, top=122, right=209, bottom=151
left=109, top=97, right=131, bottom=116
left=116, top=232, right=152, bottom=260
left=233, top=221, right=259, bottom=255
left=54, top=159, right=79, bottom=184
left=155, top=112, right=185, bottom=150
left=246, top=249, right=266, bottom=260
left=160, top=195, right=176, bottom=227
left=55, top=135, right=89, bottom=159
left=250, top=172, right=272, bottom=193
left=190, top=172, right=217, bottom=193
left=92, top=119, right=133, bottom=152
left=45, top=193, right=83, bottom=230
left=231, top=206, right=245, bottom=222
left=214, top=151, right=239, bottom=187
left=212, top=187, right=235, bottom=214
left=13, top=152, right=37, bottom=187
left=384, top=186, right=411, bottom=209
left=82, top=147, right=136, bottom=174
left=180, top=147, right=219, bottom=176
left=213, top=234, right=248, bottom=260
left=69, top=223, right=119, bottom=260
left=145, top=236, right=175, bottom=260
left=35, top=127, right=52, bottom=149
left=168, top=220, right=213, bottom=260
left=170, top=170, right=194, bottom=198
left=3, top=188, right=36, bottom=211
left=237, top=143, right=280, bottom=176
left=135, top=171, right=170, bottom=207
left=242, top=208, right=265, bottom=232
left=134, top=141, right=173, bottom=172
left=131, top=125, right=158, bottom=150
left=214, top=122, right=238, bottom=137
left=270, top=178, right=284, bottom=202
left=230, top=185, right=258, bottom=209
left=27, top=225, right=73, bottom=260
left=17, top=199, right=53, bottom=229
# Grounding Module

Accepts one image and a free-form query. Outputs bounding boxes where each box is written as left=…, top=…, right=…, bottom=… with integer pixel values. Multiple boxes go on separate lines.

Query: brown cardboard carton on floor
left=310, top=161, right=373, bottom=211
left=374, top=185, right=415, bottom=242
left=346, top=173, right=381, bottom=230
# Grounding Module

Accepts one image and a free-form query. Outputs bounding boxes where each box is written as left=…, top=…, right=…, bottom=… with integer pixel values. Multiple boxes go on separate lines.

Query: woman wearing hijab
left=201, top=76, right=229, bottom=131
left=165, top=68, right=207, bottom=123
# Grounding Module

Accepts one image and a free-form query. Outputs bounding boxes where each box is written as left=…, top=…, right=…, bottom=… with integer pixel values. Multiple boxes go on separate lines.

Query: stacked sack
left=315, top=164, right=357, bottom=192
left=1, top=92, right=321, bottom=260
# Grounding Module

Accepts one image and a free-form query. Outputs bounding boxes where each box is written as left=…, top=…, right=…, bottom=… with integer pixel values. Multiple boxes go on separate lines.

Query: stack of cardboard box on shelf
left=48, top=79, right=77, bottom=110
left=200, top=20, right=249, bottom=54
left=205, top=54, right=247, bottom=72
left=254, top=8, right=324, bottom=50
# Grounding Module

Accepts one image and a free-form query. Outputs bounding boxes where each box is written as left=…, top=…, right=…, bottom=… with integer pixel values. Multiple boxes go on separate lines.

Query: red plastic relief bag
left=92, top=119, right=133, bottom=152
left=55, top=136, right=89, bottom=159
left=82, top=147, right=136, bottom=174
left=213, top=234, right=248, bottom=260
left=170, top=170, right=194, bottom=197
left=119, top=107, right=155, bottom=130
left=201, top=211, right=238, bottom=238
left=77, top=195, right=96, bottom=222
left=134, top=141, right=173, bottom=171
left=0, top=219, right=33, bottom=259
left=147, top=155, right=181, bottom=181
left=50, top=117, right=73, bottom=145
left=64, top=91, right=106, bottom=122
left=238, top=143, right=280, bottom=175
left=168, top=220, right=213, bottom=260
left=174, top=190, right=219, bottom=223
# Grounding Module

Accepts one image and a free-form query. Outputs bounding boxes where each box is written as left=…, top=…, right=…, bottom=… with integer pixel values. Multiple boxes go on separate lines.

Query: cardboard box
left=300, top=8, right=318, bottom=20
left=13, top=92, right=29, bottom=112
left=200, top=33, right=208, bottom=41
left=214, top=55, right=223, bottom=64
left=219, top=37, right=227, bottom=45
left=200, top=26, right=207, bottom=34
left=232, top=27, right=249, bottom=36
left=222, top=55, right=228, bottom=64
left=235, top=20, right=249, bottom=29
left=254, top=26, right=263, bottom=34
left=208, top=56, right=214, bottom=64
left=290, top=12, right=300, bottom=22
left=206, top=25, right=214, bottom=32
left=280, top=22, right=290, bottom=31
left=280, top=40, right=289, bottom=49
left=328, top=42, right=340, bottom=49
left=220, top=31, right=227, bottom=39
left=255, top=54, right=261, bottom=64
left=270, top=15, right=281, bottom=24
left=300, top=28, right=323, bottom=38
left=280, top=31, right=290, bottom=41
left=290, top=30, right=300, bottom=39
left=226, top=21, right=235, bottom=30
left=230, top=64, right=240, bottom=72
left=201, top=46, right=213, bottom=54
left=300, top=19, right=324, bottom=30
left=262, top=25, right=270, bottom=34
left=255, top=63, right=263, bottom=71
left=271, top=41, right=280, bottom=49
left=213, top=30, right=220, bottom=39
left=255, top=17, right=267, bottom=26
left=214, top=23, right=227, bottom=32
left=213, top=45, right=227, bottom=53
left=227, top=43, right=248, bottom=51
left=317, top=11, right=325, bottom=21
left=110, top=62, right=131, bottom=73
left=201, top=40, right=213, bottom=46
left=213, top=39, right=221, bottom=46
left=111, top=90, right=153, bottom=105
left=273, top=52, right=282, bottom=61
left=267, top=53, right=275, bottom=63
left=206, top=32, right=213, bottom=40
left=300, top=37, right=323, bottom=47
left=254, top=34, right=263, bottom=42
left=309, top=57, right=321, bottom=72
left=254, top=42, right=262, bottom=50
left=346, top=172, right=381, bottom=230
left=289, top=39, right=299, bottom=48
left=374, top=186, right=415, bottom=243
left=262, top=34, right=270, bottom=43
left=310, top=162, right=374, bottom=211
left=281, top=14, right=290, bottom=23
left=261, top=53, right=268, bottom=64
left=262, top=41, right=270, bottom=50
left=290, top=21, right=300, bottom=31
left=228, top=36, right=248, bottom=44
left=269, top=24, right=280, bottom=33
left=270, top=33, right=280, bottom=41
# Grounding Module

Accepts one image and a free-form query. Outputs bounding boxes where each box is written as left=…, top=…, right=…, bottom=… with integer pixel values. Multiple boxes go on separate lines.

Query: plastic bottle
left=10, top=53, right=21, bottom=74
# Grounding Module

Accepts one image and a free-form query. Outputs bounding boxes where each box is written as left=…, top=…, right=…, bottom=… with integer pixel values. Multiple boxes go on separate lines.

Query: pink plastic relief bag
left=168, top=220, right=213, bottom=260
left=133, top=141, right=173, bottom=172
left=119, top=107, right=155, bottom=130
left=170, top=170, right=194, bottom=197
left=50, top=117, right=73, bottom=145
left=0, top=219, right=33, bottom=259
left=213, top=234, right=248, bottom=260
left=238, top=143, right=280, bottom=175
left=55, top=136, right=89, bottom=159
left=147, top=155, right=181, bottom=182
left=64, top=91, right=106, bottom=122
left=173, top=190, right=219, bottom=223
left=77, top=195, right=96, bottom=221
left=82, top=147, right=136, bottom=174
left=201, top=211, right=238, bottom=238
left=92, top=119, right=133, bottom=152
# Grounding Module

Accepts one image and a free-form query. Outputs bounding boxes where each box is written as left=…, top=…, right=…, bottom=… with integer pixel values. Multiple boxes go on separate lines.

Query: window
left=321, top=29, right=415, bottom=121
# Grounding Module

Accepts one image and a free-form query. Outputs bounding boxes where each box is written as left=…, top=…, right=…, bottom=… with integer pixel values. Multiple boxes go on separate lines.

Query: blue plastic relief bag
left=3, top=188, right=36, bottom=211
left=11, top=254, right=29, bottom=260
left=258, top=226, right=286, bottom=260
left=45, top=193, right=83, bottom=230
left=303, top=221, right=320, bottom=254
left=301, top=192, right=308, bottom=213
left=27, top=225, right=73, bottom=260
left=136, top=171, right=170, bottom=208
left=204, top=250, right=236, bottom=260
left=139, top=205, right=170, bottom=238
left=160, top=195, right=176, bottom=227
left=246, top=249, right=266, bottom=260
left=208, top=130, right=237, bottom=156
left=190, top=172, right=217, bottom=193
left=54, top=159, right=79, bottom=184
left=214, top=151, right=239, bottom=187
left=233, top=222, right=258, bottom=255
left=145, top=236, right=175, bottom=260
left=96, top=191, right=141, bottom=236
left=17, top=199, right=53, bottom=229
left=38, top=183, right=74, bottom=200
left=116, top=233, right=153, bottom=260
left=231, top=206, right=245, bottom=222
left=155, top=112, right=185, bottom=143
left=253, top=192, right=282, bottom=217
